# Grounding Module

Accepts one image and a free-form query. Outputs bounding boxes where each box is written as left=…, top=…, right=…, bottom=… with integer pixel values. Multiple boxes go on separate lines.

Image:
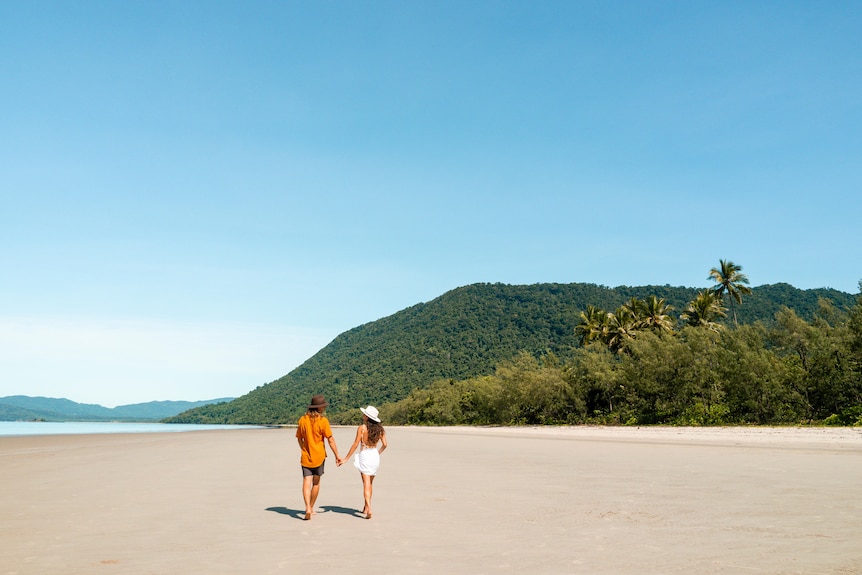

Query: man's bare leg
left=309, top=475, right=321, bottom=513
left=302, top=475, right=321, bottom=520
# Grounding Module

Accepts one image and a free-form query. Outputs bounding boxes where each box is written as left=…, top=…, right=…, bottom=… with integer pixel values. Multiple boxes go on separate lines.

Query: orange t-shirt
left=296, top=414, right=332, bottom=468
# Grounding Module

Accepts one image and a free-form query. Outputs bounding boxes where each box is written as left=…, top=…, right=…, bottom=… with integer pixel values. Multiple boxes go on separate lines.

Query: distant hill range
left=0, top=395, right=234, bottom=422
left=166, top=281, right=857, bottom=426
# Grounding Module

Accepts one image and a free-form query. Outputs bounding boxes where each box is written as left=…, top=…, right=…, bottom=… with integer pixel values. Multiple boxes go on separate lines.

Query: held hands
left=336, top=457, right=344, bottom=467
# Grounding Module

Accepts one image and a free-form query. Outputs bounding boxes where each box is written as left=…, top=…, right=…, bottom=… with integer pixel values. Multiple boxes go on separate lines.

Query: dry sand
left=1, top=425, right=861, bottom=575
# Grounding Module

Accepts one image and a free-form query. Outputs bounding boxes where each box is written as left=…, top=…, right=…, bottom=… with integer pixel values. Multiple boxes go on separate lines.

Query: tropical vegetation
left=167, top=263, right=861, bottom=427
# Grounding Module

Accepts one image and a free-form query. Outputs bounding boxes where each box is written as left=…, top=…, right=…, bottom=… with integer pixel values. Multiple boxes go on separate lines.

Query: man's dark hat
left=308, top=394, right=328, bottom=409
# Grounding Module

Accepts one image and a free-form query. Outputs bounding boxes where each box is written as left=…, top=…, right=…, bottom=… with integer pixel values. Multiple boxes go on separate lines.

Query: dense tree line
left=379, top=269, right=862, bottom=427
left=167, top=273, right=859, bottom=425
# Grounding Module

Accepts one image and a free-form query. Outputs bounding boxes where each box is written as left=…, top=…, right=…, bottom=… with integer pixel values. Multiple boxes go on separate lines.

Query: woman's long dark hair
left=365, top=419, right=384, bottom=445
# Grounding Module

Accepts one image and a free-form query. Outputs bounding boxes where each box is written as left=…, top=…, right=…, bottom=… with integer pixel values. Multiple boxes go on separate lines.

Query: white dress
left=353, top=442, right=380, bottom=476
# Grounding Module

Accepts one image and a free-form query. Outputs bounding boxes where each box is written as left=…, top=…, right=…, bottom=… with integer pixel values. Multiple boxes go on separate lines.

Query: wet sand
left=1, top=425, right=861, bottom=574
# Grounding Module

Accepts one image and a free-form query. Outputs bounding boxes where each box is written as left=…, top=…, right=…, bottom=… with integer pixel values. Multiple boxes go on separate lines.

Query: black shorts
left=302, top=461, right=325, bottom=477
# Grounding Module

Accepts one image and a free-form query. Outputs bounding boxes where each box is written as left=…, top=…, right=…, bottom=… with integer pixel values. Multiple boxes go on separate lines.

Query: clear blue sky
left=2, top=1, right=860, bottom=406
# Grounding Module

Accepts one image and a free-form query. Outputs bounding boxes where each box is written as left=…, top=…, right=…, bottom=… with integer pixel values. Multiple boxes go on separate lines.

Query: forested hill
left=165, top=282, right=856, bottom=425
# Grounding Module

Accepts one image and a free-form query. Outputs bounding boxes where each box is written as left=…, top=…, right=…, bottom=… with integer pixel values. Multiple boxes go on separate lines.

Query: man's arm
left=326, top=435, right=343, bottom=466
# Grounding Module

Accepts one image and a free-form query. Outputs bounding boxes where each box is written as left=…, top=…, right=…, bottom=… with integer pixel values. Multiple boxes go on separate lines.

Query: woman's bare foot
left=304, top=510, right=312, bottom=520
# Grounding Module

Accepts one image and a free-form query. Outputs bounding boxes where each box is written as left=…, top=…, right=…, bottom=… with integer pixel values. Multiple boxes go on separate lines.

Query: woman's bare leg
left=358, top=473, right=368, bottom=515
left=361, top=473, right=374, bottom=518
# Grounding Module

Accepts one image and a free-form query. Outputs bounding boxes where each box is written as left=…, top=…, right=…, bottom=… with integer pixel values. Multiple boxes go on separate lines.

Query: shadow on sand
left=319, top=505, right=363, bottom=517
left=265, top=507, right=305, bottom=520
left=265, top=505, right=363, bottom=519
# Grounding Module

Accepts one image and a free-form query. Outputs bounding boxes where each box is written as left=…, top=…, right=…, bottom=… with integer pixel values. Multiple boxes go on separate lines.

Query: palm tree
left=606, top=305, right=638, bottom=353
left=709, top=259, right=752, bottom=325
left=620, top=297, right=647, bottom=327
left=575, top=305, right=608, bottom=347
left=681, top=290, right=727, bottom=332
left=641, top=295, right=676, bottom=335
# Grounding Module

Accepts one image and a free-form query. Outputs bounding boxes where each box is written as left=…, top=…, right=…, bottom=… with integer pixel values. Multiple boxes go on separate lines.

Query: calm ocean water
left=0, top=421, right=265, bottom=437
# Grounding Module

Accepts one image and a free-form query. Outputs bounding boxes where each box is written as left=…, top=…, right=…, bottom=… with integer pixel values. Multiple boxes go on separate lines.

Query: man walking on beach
left=296, top=394, right=342, bottom=520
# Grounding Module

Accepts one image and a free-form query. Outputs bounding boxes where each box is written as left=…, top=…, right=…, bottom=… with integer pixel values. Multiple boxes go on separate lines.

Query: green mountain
left=166, top=282, right=856, bottom=425
left=0, top=396, right=235, bottom=422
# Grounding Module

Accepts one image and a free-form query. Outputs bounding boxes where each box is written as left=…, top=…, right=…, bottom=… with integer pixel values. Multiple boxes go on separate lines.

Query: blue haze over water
left=0, top=421, right=264, bottom=437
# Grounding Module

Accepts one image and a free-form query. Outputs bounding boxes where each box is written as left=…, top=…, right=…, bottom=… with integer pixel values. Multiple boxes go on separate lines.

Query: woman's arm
left=378, top=431, right=387, bottom=455
left=341, top=424, right=365, bottom=464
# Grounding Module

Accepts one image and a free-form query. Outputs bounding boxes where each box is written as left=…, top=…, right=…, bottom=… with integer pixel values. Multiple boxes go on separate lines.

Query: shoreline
left=0, top=420, right=266, bottom=437
left=4, top=419, right=861, bottom=440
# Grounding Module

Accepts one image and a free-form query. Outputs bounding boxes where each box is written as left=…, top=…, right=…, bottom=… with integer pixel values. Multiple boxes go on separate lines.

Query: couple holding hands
left=295, top=395, right=388, bottom=520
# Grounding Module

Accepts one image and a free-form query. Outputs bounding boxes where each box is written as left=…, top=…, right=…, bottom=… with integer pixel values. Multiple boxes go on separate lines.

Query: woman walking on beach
left=340, top=405, right=387, bottom=519
left=296, top=395, right=342, bottom=521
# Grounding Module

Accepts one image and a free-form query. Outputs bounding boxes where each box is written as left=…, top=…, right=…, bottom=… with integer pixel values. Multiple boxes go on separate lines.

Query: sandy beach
left=2, top=425, right=861, bottom=575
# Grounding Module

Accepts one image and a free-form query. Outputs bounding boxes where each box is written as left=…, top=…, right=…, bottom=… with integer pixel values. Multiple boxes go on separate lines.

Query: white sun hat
left=360, top=405, right=380, bottom=422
